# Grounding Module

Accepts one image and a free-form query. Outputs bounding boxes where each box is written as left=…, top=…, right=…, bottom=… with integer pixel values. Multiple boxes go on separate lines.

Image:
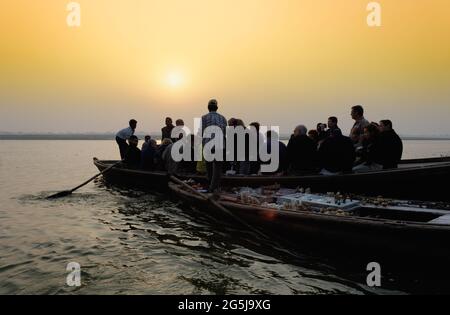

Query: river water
left=1, top=140, right=450, bottom=295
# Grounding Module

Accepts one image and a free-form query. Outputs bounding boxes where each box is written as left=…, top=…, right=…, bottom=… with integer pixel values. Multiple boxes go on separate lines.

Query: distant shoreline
left=1, top=134, right=450, bottom=141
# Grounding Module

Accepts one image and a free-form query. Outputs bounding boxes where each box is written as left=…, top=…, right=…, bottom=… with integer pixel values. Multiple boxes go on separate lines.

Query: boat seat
left=429, top=215, right=450, bottom=225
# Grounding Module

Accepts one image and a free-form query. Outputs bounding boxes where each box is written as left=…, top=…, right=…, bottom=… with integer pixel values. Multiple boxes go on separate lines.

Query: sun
left=166, top=71, right=184, bottom=88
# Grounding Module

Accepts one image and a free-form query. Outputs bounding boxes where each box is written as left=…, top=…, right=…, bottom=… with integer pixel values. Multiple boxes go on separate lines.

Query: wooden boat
left=93, top=156, right=450, bottom=200
left=168, top=181, right=450, bottom=258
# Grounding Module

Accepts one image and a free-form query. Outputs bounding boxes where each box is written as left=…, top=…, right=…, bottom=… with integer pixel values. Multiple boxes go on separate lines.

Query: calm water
left=1, top=140, right=450, bottom=295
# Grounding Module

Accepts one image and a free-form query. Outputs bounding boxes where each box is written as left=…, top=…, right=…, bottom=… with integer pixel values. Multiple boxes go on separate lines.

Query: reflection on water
left=1, top=140, right=450, bottom=295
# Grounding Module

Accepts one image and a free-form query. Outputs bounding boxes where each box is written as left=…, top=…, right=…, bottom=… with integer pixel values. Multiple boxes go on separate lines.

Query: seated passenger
left=352, top=124, right=383, bottom=173
left=262, top=130, right=288, bottom=175
left=378, top=120, right=403, bottom=169
left=155, top=138, right=173, bottom=170
left=287, top=125, right=318, bottom=175
left=162, top=141, right=178, bottom=174
left=318, top=129, right=355, bottom=175
left=308, top=130, right=320, bottom=148
left=141, top=135, right=151, bottom=151
left=123, top=135, right=141, bottom=169
left=325, top=116, right=342, bottom=138
left=249, top=122, right=262, bottom=175
left=178, top=135, right=198, bottom=174
left=140, top=139, right=157, bottom=171
left=316, top=123, right=327, bottom=142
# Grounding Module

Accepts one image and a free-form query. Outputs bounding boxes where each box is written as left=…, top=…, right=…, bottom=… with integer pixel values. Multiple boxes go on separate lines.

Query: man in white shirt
left=116, top=119, right=137, bottom=159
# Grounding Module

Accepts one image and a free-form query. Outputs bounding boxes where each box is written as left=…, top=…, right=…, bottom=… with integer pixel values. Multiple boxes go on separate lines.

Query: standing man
left=202, top=99, right=227, bottom=193
left=161, top=117, right=175, bottom=141
left=116, top=119, right=137, bottom=159
left=350, top=105, right=370, bottom=147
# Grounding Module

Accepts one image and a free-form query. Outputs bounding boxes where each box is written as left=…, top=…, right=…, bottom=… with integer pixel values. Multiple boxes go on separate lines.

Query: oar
left=47, top=160, right=123, bottom=199
left=169, top=175, right=271, bottom=240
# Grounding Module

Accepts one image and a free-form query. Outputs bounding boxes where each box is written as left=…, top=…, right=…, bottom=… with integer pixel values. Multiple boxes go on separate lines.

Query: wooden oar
left=169, top=175, right=271, bottom=240
left=47, top=160, right=123, bottom=199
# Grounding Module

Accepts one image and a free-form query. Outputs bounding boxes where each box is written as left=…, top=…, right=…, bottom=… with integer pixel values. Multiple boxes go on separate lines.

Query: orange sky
left=1, top=0, right=449, bottom=135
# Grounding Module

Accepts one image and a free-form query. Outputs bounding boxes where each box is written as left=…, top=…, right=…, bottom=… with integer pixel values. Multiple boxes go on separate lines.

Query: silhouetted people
left=308, top=130, right=320, bottom=147
left=317, top=123, right=327, bottom=140
left=350, top=105, right=370, bottom=148
left=161, top=117, right=175, bottom=141
left=263, top=130, right=288, bottom=174
left=142, top=135, right=151, bottom=151
left=202, top=99, right=227, bottom=192
left=174, top=119, right=185, bottom=141
left=123, top=135, right=141, bottom=169
left=249, top=122, right=262, bottom=174
left=287, top=125, right=317, bottom=175
left=378, top=120, right=403, bottom=169
left=155, top=138, right=173, bottom=170
left=353, top=124, right=384, bottom=173
left=318, top=129, right=355, bottom=175
left=325, top=116, right=341, bottom=138
left=226, top=119, right=252, bottom=175
left=178, top=135, right=198, bottom=174
left=141, top=139, right=157, bottom=171
left=116, top=119, right=137, bottom=159
left=162, top=142, right=178, bottom=174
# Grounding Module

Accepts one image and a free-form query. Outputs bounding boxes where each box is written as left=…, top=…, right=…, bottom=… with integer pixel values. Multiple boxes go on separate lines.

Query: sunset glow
left=0, top=0, right=449, bottom=135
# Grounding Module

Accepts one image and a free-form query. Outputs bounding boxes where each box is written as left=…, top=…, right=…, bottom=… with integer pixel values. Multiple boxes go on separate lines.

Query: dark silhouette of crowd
left=116, top=103, right=403, bottom=191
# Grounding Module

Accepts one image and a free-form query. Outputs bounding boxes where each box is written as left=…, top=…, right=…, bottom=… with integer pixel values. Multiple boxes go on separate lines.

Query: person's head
left=379, top=120, right=393, bottom=132
left=250, top=122, right=260, bottom=132
left=161, top=138, right=173, bottom=146
left=363, top=123, right=379, bottom=140
left=316, top=123, right=327, bottom=132
left=129, top=119, right=137, bottom=130
left=175, top=119, right=184, bottom=127
left=165, top=117, right=173, bottom=127
left=308, top=130, right=319, bottom=141
left=144, top=135, right=151, bottom=143
left=235, top=119, right=245, bottom=127
left=208, top=99, right=218, bottom=112
left=128, top=135, right=139, bottom=147
left=351, top=105, right=364, bottom=120
left=228, top=118, right=237, bottom=127
left=149, top=139, right=157, bottom=148
left=330, top=128, right=343, bottom=138
left=294, top=125, right=308, bottom=137
left=328, top=117, right=338, bottom=129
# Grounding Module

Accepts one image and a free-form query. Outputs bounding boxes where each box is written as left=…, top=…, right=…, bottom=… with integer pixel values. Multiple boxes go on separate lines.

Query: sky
left=1, top=0, right=449, bottom=136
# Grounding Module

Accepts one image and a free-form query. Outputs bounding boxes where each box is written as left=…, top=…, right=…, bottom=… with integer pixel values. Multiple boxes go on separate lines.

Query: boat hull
left=169, top=182, right=450, bottom=259
left=94, top=158, right=450, bottom=201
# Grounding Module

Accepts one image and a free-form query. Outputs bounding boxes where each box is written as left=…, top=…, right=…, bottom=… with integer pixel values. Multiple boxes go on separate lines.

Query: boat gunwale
left=94, top=158, right=450, bottom=180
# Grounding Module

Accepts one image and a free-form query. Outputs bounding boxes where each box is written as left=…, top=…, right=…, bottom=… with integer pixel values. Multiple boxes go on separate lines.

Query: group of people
left=285, top=105, right=403, bottom=176
left=115, top=101, right=403, bottom=192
